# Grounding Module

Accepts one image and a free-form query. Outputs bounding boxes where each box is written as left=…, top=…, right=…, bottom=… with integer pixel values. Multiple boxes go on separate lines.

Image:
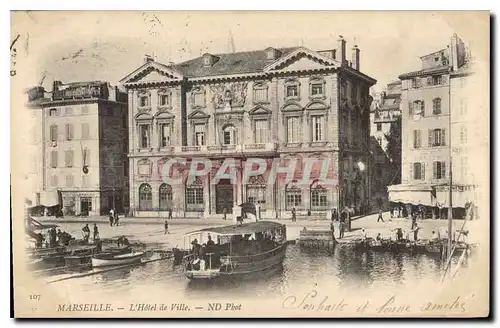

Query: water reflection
left=50, top=245, right=454, bottom=299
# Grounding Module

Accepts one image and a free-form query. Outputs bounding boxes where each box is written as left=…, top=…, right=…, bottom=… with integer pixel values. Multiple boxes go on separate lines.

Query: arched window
left=310, top=180, right=328, bottom=211
left=223, top=125, right=237, bottom=145
left=139, top=183, right=152, bottom=210
left=246, top=175, right=267, bottom=205
left=159, top=183, right=173, bottom=211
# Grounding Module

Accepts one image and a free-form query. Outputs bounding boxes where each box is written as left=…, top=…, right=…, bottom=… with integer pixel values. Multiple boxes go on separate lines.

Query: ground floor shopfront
left=129, top=153, right=370, bottom=219
left=387, top=183, right=478, bottom=220
left=59, top=188, right=129, bottom=216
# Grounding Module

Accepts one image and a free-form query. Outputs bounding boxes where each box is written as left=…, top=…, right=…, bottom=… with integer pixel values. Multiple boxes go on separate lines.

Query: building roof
left=387, top=80, right=402, bottom=86
left=398, top=66, right=450, bottom=79
left=419, top=48, right=447, bottom=59
left=173, top=47, right=299, bottom=78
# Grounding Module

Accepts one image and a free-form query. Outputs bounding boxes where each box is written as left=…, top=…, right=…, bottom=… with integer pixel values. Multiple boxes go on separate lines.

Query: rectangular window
left=312, top=115, right=324, bottom=142
left=376, top=123, right=382, bottom=131
left=50, top=151, right=58, bottom=168
left=413, top=130, right=421, bottom=148
left=377, top=137, right=382, bottom=146
left=429, top=128, right=446, bottom=147
left=433, top=161, right=446, bottom=179
left=186, top=187, right=204, bottom=204
left=50, top=175, right=58, bottom=187
left=159, top=123, right=171, bottom=147
left=433, top=98, right=442, bottom=115
left=193, top=93, right=205, bottom=107
left=460, top=98, right=467, bottom=115
left=286, top=117, right=300, bottom=143
left=254, top=88, right=267, bottom=102
left=65, top=124, right=74, bottom=140
left=65, top=150, right=74, bottom=167
left=194, top=124, right=205, bottom=146
left=140, top=125, right=150, bottom=148
left=286, top=192, right=302, bottom=208
left=159, top=94, right=170, bottom=107
left=286, top=85, right=298, bottom=97
left=432, top=75, right=443, bottom=85
left=255, top=120, right=268, bottom=143
left=139, top=96, right=149, bottom=107
left=411, top=78, right=419, bottom=89
left=50, top=125, right=58, bottom=142
left=311, top=83, right=323, bottom=96
left=413, top=162, right=425, bottom=180
left=460, top=126, right=467, bottom=144
left=65, top=175, right=74, bottom=187
left=311, top=190, right=327, bottom=208
left=81, top=123, right=90, bottom=139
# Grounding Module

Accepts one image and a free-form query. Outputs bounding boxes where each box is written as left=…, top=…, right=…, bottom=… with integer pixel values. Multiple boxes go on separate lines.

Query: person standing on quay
left=109, top=208, right=114, bottom=227
left=93, top=223, right=99, bottom=241
left=291, top=208, right=296, bottom=222
left=168, top=208, right=173, bottom=220
left=377, top=209, right=385, bottom=222
left=114, top=210, right=120, bottom=226
left=330, top=221, right=336, bottom=242
left=339, top=218, right=345, bottom=239
left=223, top=206, right=227, bottom=220
left=164, top=220, right=170, bottom=234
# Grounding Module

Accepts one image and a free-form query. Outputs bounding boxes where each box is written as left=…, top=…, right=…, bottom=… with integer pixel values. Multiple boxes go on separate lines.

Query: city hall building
left=120, top=36, right=376, bottom=218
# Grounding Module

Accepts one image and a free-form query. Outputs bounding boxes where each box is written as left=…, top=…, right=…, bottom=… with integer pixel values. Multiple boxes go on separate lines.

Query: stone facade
left=27, top=81, right=129, bottom=216
left=121, top=39, right=376, bottom=219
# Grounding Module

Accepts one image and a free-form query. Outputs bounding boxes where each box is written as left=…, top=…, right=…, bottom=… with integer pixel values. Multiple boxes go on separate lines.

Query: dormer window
left=287, top=85, right=298, bottom=97
left=253, top=82, right=268, bottom=103
left=202, top=53, right=218, bottom=67
left=265, top=47, right=281, bottom=60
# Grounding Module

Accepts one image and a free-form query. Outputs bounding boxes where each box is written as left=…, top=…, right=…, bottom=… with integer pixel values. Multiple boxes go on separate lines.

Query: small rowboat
left=91, top=251, right=144, bottom=268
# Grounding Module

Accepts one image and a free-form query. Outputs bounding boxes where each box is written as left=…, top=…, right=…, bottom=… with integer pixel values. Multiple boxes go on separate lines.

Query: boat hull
left=185, top=243, right=288, bottom=281
left=91, top=252, right=144, bottom=268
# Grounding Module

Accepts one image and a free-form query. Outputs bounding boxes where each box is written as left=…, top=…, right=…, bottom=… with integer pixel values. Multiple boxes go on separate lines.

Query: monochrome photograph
left=10, top=10, right=490, bottom=318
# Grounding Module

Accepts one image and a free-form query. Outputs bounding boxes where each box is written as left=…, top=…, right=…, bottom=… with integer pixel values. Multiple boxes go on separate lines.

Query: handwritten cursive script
left=282, top=289, right=348, bottom=312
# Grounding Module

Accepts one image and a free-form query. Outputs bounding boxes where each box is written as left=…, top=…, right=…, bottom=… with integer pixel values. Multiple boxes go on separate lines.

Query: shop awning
left=388, top=184, right=435, bottom=206
left=25, top=191, right=61, bottom=208
left=435, top=186, right=476, bottom=209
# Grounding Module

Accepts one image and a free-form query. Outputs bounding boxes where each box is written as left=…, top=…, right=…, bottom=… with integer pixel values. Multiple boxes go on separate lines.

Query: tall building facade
left=369, top=81, right=402, bottom=210
left=388, top=34, right=481, bottom=218
left=27, top=81, right=129, bottom=216
left=121, top=37, right=376, bottom=218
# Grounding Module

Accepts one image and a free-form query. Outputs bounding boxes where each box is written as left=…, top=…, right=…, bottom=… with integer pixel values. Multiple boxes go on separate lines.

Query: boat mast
left=447, top=39, right=453, bottom=262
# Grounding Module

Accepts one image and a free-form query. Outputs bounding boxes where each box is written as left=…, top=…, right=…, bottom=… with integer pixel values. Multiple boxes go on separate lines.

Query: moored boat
left=91, top=251, right=144, bottom=268
left=182, top=221, right=288, bottom=281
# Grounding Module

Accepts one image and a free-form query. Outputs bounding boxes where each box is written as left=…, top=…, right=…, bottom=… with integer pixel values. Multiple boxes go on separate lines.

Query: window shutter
left=427, top=76, right=433, bottom=85
left=51, top=151, right=57, bottom=168
left=408, top=102, right=413, bottom=117
left=441, top=162, right=446, bottom=179
left=412, top=130, right=417, bottom=148
left=421, top=163, right=425, bottom=180
left=417, top=130, right=421, bottom=148
left=409, top=163, right=414, bottom=180
left=428, top=129, right=433, bottom=147
left=441, top=129, right=446, bottom=146
left=433, top=161, right=438, bottom=179
left=421, top=101, right=425, bottom=116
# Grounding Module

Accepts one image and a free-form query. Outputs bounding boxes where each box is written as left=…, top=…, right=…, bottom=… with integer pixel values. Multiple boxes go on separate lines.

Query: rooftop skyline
left=12, top=11, right=486, bottom=93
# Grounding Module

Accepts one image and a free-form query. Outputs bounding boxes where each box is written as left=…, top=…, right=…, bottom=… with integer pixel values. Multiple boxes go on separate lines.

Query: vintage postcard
left=11, top=11, right=490, bottom=318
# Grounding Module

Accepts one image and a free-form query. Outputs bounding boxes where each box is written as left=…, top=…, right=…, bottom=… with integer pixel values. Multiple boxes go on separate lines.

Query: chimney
left=337, top=35, right=346, bottom=64
left=144, top=54, right=154, bottom=63
left=352, top=45, right=360, bottom=71
left=52, top=80, right=62, bottom=93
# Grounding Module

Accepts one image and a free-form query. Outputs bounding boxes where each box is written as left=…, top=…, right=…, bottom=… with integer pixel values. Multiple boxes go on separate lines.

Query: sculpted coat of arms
left=211, top=82, right=248, bottom=109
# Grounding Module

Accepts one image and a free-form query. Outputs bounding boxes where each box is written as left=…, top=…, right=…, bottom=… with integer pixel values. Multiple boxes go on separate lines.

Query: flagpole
left=447, top=39, right=453, bottom=264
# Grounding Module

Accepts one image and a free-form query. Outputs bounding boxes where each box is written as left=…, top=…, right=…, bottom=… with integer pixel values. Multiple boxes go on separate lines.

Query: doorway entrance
left=80, top=197, right=92, bottom=216
left=216, top=179, right=234, bottom=214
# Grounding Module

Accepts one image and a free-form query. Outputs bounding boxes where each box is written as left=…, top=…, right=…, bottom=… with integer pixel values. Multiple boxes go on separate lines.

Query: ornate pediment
left=210, top=82, right=248, bottom=109
left=248, top=105, right=272, bottom=115
left=134, top=112, right=153, bottom=121
left=281, top=101, right=303, bottom=112
left=154, top=110, right=175, bottom=119
left=120, top=61, right=183, bottom=85
left=188, top=109, right=210, bottom=119
left=264, top=47, right=339, bottom=72
left=305, top=100, right=329, bottom=110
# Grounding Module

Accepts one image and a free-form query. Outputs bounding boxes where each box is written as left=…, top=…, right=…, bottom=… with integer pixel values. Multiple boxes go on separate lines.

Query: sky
left=11, top=11, right=488, bottom=93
